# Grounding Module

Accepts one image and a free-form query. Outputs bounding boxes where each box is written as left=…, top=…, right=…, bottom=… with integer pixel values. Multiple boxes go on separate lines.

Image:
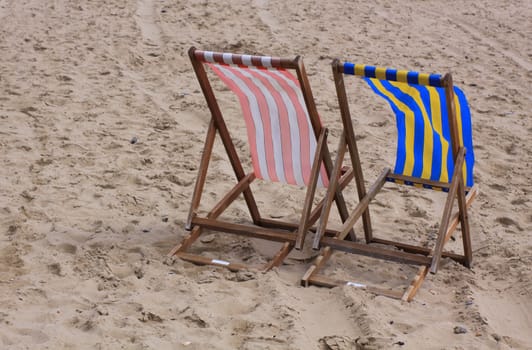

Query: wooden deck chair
left=302, top=59, right=477, bottom=300
left=168, top=48, right=353, bottom=272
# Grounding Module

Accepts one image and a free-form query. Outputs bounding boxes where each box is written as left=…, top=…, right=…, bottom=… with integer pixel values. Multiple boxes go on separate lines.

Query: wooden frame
left=168, top=48, right=353, bottom=272
left=302, top=59, right=476, bottom=300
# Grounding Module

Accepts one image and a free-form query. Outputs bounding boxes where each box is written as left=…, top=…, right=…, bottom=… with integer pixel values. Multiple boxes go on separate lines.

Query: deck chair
left=302, top=59, right=477, bottom=300
left=168, top=48, right=353, bottom=271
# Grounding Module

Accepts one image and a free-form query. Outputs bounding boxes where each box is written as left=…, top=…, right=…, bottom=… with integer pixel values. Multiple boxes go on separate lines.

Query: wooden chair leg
left=296, top=128, right=328, bottom=249
left=332, top=61, right=373, bottom=243
left=402, top=185, right=477, bottom=301
left=456, top=176, right=473, bottom=267
left=430, top=148, right=465, bottom=274
left=313, top=133, right=348, bottom=249
left=186, top=119, right=216, bottom=230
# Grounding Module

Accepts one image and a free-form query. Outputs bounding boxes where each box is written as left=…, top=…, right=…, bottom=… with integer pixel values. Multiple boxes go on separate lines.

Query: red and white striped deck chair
left=168, top=48, right=353, bottom=271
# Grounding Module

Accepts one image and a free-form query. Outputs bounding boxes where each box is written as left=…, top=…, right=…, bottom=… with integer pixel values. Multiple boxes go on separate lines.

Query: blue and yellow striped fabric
left=343, top=63, right=474, bottom=188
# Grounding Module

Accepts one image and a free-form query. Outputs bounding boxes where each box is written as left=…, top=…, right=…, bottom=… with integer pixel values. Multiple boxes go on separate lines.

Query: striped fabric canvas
left=343, top=63, right=475, bottom=188
left=195, top=50, right=328, bottom=187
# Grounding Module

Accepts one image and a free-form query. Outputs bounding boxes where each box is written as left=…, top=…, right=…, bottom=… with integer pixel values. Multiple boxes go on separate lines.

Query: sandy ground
left=1, top=0, right=531, bottom=349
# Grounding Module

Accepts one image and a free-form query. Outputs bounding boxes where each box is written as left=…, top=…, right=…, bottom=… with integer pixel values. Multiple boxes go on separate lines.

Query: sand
left=0, top=0, right=531, bottom=349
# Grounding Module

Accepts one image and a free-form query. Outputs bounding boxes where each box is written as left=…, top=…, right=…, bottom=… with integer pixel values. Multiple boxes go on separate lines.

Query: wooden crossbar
left=341, top=62, right=444, bottom=88
left=193, top=49, right=299, bottom=69
left=370, top=238, right=467, bottom=264
left=386, top=173, right=473, bottom=193
left=191, top=217, right=298, bottom=243
left=303, top=274, right=404, bottom=299
left=177, top=252, right=249, bottom=271
left=320, top=237, right=432, bottom=266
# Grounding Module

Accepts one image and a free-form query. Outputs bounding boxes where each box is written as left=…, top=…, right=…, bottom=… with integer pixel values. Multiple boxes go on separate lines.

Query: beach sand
left=0, top=0, right=531, bottom=348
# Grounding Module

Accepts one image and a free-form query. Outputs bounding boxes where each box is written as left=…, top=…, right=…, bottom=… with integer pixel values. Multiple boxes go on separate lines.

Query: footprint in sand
left=135, top=0, right=162, bottom=49
left=14, top=328, right=50, bottom=344
left=0, top=245, right=26, bottom=278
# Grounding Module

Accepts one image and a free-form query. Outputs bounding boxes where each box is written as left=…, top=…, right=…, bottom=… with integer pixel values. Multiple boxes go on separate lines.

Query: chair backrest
left=192, top=49, right=328, bottom=187
left=341, top=62, right=474, bottom=189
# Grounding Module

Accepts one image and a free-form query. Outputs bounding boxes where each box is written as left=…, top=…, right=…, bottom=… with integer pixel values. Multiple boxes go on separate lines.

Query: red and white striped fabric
left=196, top=50, right=328, bottom=187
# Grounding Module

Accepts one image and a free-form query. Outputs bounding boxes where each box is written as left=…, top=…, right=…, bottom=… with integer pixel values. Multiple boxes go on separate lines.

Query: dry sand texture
left=0, top=0, right=531, bottom=349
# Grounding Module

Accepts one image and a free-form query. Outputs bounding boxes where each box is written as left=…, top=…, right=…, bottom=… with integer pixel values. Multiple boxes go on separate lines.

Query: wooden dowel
left=192, top=217, right=297, bottom=244
left=320, top=237, right=431, bottom=266
left=336, top=168, right=390, bottom=241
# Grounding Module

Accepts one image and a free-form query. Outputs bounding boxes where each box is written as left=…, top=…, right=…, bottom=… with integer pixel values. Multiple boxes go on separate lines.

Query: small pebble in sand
left=130, top=136, right=138, bottom=144
left=200, top=234, right=216, bottom=243
left=454, top=326, right=468, bottom=334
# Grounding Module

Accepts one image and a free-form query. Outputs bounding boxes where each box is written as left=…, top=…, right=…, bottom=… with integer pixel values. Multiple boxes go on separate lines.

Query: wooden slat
left=386, top=172, right=473, bottom=193
left=336, top=168, right=390, bottom=241
left=370, top=238, right=467, bottom=263
left=387, top=173, right=449, bottom=190
left=321, top=237, right=431, bottom=266
left=192, top=217, right=297, bottom=243
left=258, top=218, right=341, bottom=237
left=307, top=274, right=404, bottom=299
left=177, top=252, right=248, bottom=272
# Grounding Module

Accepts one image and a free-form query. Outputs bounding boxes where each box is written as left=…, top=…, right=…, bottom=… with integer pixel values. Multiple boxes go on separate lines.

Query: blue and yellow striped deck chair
left=302, top=59, right=478, bottom=301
